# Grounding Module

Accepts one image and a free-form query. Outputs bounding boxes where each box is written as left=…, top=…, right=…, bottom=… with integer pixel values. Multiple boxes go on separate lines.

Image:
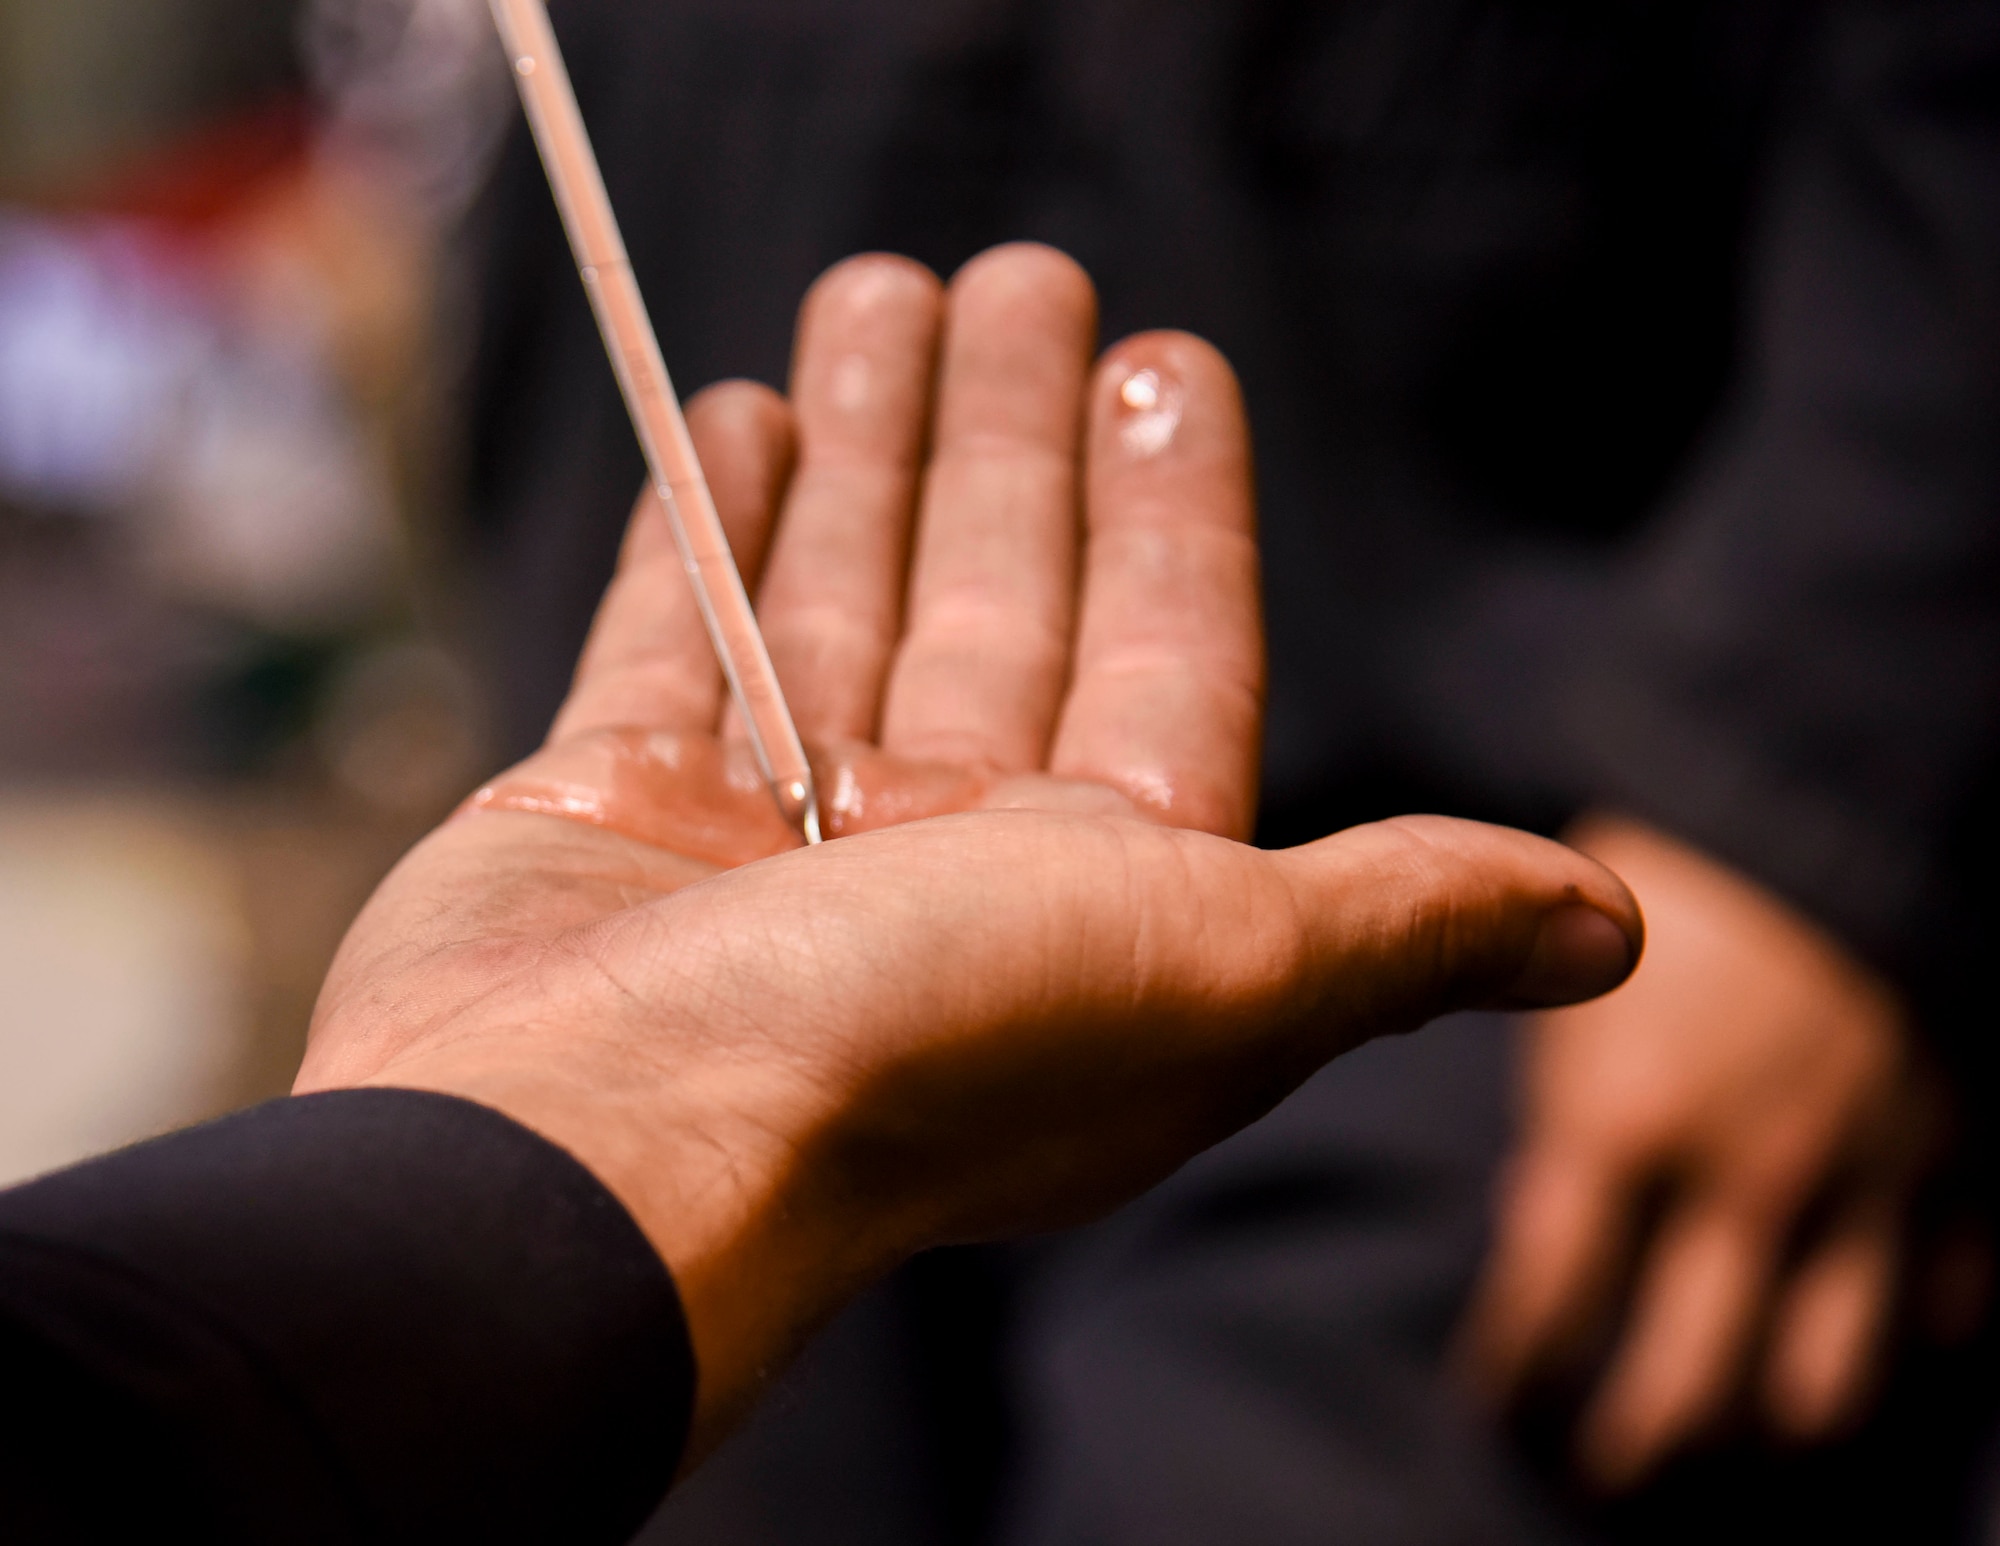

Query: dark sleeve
left=0, top=1090, right=693, bottom=1545
left=1554, top=0, right=2000, bottom=1034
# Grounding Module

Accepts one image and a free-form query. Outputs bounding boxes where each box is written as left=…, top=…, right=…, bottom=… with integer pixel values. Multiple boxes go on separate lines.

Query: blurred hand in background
left=1461, top=813, right=1950, bottom=1489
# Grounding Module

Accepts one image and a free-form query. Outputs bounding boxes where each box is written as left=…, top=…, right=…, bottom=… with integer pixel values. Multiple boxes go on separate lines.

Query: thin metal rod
left=489, top=0, right=822, bottom=843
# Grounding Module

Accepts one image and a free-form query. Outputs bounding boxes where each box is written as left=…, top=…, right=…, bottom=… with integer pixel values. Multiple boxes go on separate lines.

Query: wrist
left=340, top=1022, right=907, bottom=1461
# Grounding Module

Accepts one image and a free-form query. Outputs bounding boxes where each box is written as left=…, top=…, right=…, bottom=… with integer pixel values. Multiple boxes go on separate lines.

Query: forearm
left=0, top=1092, right=691, bottom=1545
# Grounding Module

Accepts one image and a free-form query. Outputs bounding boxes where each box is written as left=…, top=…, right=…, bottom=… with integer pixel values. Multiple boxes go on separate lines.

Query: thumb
left=692, top=810, right=1642, bottom=1245
left=1268, top=814, right=1643, bottom=1059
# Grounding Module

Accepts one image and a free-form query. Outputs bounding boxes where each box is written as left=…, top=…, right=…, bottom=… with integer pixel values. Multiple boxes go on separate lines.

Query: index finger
left=1047, top=333, right=1262, bottom=838
left=552, top=381, right=797, bottom=743
left=752, top=255, right=943, bottom=743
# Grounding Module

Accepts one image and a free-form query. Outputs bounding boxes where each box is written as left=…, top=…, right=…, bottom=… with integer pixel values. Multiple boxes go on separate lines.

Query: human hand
left=1460, top=813, right=1940, bottom=1489
left=297, top=243, right=1643, bottom=1459
left=485, top=241, right=1266, bottom=860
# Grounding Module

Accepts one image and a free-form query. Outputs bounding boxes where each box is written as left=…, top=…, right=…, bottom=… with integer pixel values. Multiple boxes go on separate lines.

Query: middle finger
left=880, top=244, right=1098, bottom=772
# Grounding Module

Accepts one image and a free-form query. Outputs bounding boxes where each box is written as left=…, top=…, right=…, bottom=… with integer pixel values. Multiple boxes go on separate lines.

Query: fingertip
left=952, top=240, right=1095, bottom=294
left=686, top=379, right=798, bottom=587
left=1290, top=817, right=1642, bottom=1019
left=1090, top=330, right=1252, bottom=482
left=788, top=259, right=944, bottom=460
left=802, top=251, right=944, bottom=322
left=1459, top=1145, right=1630, bottom=1412
left=1096, top=330, right=1242, bottom=404
left=794, top=255, right=945, bottom=404
left=686, top=378, right=797, bottom=464
left=1505, top=901, right=1642, bottom=1007
left=1762, top=1233, right=1892, bottom=1440
left=947, top=242, right=1099, bottom=341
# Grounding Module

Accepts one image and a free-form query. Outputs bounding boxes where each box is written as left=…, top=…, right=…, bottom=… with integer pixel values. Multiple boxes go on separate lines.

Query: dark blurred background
left=7, top=7, right=2000, bottom=1545
left=0, top=0, right=505, bottom=1183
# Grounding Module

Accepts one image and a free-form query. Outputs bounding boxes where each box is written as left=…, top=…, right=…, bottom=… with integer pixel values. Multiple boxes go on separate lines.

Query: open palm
left=303, top=243, right=1261, bottom=1085
left=297, top=245, right=1639, bottom=1455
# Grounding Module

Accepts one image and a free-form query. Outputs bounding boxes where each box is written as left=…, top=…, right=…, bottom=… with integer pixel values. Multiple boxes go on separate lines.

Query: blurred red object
left=49, top=98, right=314, bottom=240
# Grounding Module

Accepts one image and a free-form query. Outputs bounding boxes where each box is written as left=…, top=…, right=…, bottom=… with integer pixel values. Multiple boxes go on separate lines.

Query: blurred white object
left=0, top=215, right=204, bottom=509
left=0, top=211, right=398, bottom=631
left=0, top=799, right=249, bottom=1186
left=303, top=0, right=513, bottom=222
left=147, top=331, right=399, bottom=630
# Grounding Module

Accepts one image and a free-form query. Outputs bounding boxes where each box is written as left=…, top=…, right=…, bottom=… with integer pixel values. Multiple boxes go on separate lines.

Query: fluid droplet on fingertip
left=1116, top=367, right=1184, bottom=458
left=1120, top=369, right=1162, bottom=412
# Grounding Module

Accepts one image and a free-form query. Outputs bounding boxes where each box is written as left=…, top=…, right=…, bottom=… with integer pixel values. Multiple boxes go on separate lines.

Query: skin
left=1461, top=813, right=1941, bottom=1489
left=296, top=245, right=1642, bottom=1464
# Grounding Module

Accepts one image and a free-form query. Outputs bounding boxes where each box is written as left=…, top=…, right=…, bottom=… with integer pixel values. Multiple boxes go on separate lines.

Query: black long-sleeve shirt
left=0, top=1092, right=691, bottom=1543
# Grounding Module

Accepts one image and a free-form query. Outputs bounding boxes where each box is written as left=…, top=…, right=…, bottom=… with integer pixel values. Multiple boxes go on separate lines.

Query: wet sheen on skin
left=1115, top=367, right=1186, bottom=458
left=461, top=729, right=1158, bottom=866
left=465, top=357, right=1222, bottom=860
left=465, top=731, right=992, bottom=866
